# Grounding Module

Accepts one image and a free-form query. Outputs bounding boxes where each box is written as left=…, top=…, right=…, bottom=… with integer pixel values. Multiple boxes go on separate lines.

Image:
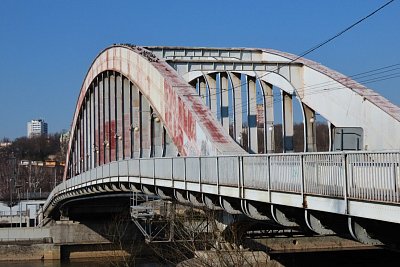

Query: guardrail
left=44, top=151, right=400, bottom=213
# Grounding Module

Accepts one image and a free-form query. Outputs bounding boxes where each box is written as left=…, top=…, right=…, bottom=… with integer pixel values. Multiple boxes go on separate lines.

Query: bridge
left=40, top=45, right=400, bottom=248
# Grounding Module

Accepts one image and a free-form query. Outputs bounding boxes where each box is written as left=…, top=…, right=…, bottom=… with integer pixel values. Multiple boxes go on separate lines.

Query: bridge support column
left=152, top=110, right=163, bottom=157
left=132, top=84, right=141, bottom=158
left=261, top=81, right=274, bottom=153
left=141, top=94, right=151, bottom=158
left=229, top=72, right=243, bottom=145
left=247, top=76, right=258, bottom=153
left=282, top=92, right=294, bottom=152
left=116, top=74, right=124, bottom=161
left=220, top=73, right=230, bottom=134
left=205, top=73, right=218, bottom=118
left=123, top=77, right=131, bottom=159
left=302, top=104, right=317, bottom=152
left=199, top=76, right=208, bottom=106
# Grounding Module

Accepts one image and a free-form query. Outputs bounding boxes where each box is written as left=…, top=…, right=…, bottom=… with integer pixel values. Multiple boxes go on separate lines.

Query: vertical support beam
left=116, top=74, right=123, bottom=160
left=84, top=101, right=88, bottom=171
left=229, top=72, right=242, bottom=144
left=141, top=94, right=151, bottom=158
left=123, top=77, right=131, bottom=159
left=90, top=85, right=95, bottom=169
left=205, top=73, right=217, bottom=118
left=282, top=91, right=294, bottom=152
left=99, top=74, right=105, bottom=165
left=104, top=72, right=110, bottom=164
left=220, top=73, right=230, bottom=133
left=153, top=114, right=163, bottom=157
left=150, top=107, right=155, bottom=157
left=199, top=76, right=207, bottom=106
left=110, top=73, right=117, bottom=161
left=302, top=103, right=316, bottom=152
left=247, top=76, right=258, bottom=153
left=94, top=78, right=99, bottom=167
left=79, top=115, right=83, bottom=172
left=132, top=84, right=141, bottom=158
left=261, top=81, right=274, bottom=153
left=76, top=133, right=79, bottom=174
left=87, top=94, right=91, bottom=170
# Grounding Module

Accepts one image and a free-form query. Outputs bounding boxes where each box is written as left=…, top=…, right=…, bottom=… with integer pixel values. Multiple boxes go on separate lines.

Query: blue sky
left=0, top=0, right=399, bottom=139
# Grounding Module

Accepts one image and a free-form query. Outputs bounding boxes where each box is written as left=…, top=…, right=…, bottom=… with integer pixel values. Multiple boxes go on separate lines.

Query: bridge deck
left=44, top=151, right=400, bottom=224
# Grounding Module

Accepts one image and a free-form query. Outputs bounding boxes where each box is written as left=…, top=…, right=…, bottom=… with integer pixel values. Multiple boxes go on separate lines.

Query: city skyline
left=0, top=1, right=399, bottom=139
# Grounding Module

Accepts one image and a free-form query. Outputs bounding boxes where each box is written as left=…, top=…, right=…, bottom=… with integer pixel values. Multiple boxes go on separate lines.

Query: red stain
left=64, top=45, right=245, bottom=179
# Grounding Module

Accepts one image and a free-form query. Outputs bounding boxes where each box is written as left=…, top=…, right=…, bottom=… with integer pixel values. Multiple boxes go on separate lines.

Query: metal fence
left=46, top=151, right=400, bottom=213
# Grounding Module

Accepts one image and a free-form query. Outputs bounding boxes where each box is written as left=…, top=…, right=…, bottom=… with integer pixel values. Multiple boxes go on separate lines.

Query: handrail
left=42, top=150, right=400, bottom=217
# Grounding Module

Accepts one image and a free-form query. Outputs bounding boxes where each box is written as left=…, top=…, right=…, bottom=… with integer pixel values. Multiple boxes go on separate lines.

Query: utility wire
left=199, top=62, right=400, bottom=115
left=191, top=0, right=395, bottom=101
left=218, top=68, right=400, bottom=120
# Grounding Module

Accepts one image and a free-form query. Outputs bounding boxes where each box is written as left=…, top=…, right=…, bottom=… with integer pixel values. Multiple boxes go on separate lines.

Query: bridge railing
left=46, top=150, right=400, bottom=214
left=346, top=152, right=400, bottom=202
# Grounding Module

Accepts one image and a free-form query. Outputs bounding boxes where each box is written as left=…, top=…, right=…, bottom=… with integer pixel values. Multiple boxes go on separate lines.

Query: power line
left=198, top=62, right=400, bottom=116
left=189, top=0, right=395, bottom=101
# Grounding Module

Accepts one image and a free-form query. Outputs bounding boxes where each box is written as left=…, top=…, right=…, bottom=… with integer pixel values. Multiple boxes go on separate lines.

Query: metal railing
left=44, top=151, right=400, bottom=213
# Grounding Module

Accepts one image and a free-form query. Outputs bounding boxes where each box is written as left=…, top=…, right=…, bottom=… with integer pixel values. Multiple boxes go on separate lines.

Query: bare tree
left=102, top=213, right=147, bottom=267
left=146, top=203, right=282, bottom=267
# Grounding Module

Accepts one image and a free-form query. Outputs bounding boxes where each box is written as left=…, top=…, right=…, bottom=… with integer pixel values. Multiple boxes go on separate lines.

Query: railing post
left=171, top=158, right=174, bottom=189
left=342, top=153, right=348, bottom=214
left=153, top=158, right=156, bottom=186
left=216, top=156, right=220, bottom=194
left=395, top=152, right=399, bottom=203
left=199, top=157, right=202, bottom=193
left=239, top=156, right=243, bottom=199
left=184, top=157, right=187, bottom=191
left=301, top=154, right=305, bottom=208
left=138, top=158, right=141, bottom=186
left=268, top=155, right=272, bottom=203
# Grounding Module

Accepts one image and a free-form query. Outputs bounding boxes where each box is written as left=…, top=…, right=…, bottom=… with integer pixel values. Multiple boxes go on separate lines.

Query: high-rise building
left=27, top=119, right=48, bottom=138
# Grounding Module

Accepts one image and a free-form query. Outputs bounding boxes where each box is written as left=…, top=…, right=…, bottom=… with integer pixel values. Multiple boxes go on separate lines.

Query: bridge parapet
left=45, top=150, right=400, bottom=224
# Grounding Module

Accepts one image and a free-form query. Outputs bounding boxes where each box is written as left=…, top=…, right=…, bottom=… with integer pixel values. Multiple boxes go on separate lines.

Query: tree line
left=0, top=134, right=67, bottom=204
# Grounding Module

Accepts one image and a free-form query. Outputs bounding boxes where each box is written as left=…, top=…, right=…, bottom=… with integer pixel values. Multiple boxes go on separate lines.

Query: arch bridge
left=42, top=45, right=400, bottom=247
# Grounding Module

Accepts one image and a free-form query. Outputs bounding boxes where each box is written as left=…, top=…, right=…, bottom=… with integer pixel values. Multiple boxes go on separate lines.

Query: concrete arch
left=65, top=45, right=245, bottom=179
left=150, top=46, right=400, bottom=151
